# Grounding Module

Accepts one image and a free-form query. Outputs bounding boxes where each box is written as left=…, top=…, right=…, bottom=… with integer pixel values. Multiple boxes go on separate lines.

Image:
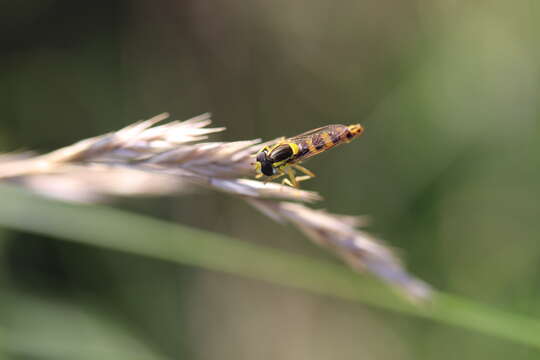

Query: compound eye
left=261, top=162, right=275, bottom=176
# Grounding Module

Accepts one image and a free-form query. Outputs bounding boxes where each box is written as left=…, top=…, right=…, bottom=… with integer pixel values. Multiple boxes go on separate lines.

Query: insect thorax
left=268, top=144, right=295, bottom=163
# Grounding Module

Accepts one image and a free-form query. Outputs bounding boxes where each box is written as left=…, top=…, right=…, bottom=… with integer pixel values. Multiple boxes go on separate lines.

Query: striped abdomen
left=291, top=124, right=364, bottom=162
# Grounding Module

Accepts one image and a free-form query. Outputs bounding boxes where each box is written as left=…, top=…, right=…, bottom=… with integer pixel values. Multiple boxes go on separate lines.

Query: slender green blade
left=0, top=184, right=539, bottom=348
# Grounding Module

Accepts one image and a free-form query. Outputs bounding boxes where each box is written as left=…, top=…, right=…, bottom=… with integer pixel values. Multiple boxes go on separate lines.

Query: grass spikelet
left=0, top=113, right=431, bottom=300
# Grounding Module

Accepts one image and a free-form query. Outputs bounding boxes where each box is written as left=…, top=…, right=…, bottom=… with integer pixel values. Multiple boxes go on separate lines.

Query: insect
left=254, top=124, right=364, bottom=187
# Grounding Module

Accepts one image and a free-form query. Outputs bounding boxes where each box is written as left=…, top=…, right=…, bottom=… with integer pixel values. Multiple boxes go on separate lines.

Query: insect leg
left=292, top=164, right=316, bottom=178
left=294, top=175, right=311, bottom=183
left=254, top=162, right=262, bottom=174
left=263, top=169, right=285, bottom=183
left=282, top=166, right=299, bottom=187
left=282, top=178, right=295, bottom=187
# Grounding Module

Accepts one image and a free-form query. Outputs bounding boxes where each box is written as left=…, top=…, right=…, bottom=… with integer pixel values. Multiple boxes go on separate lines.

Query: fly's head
left=255, top=150, right=276, bottom=176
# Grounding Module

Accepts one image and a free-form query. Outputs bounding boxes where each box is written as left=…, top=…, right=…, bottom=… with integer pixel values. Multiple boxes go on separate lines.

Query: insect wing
left=287, top=125, right=346, bottom=161
left=286, top=125, right=333, bottom=143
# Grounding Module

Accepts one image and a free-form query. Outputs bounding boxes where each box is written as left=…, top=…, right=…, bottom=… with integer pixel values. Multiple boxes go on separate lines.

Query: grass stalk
left=0, top=184, right=539, bottom=349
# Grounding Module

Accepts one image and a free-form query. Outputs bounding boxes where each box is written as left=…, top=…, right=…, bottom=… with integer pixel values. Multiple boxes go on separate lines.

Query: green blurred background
left=1, top=1, right=540, bottom=359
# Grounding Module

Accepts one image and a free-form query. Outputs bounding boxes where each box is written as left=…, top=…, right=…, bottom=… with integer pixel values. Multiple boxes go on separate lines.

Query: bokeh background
left=1, top=1, right=540, bottom=359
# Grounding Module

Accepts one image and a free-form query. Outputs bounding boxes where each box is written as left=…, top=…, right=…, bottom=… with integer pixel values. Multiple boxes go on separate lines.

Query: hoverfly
left=254, top=124, right=364, bottom=187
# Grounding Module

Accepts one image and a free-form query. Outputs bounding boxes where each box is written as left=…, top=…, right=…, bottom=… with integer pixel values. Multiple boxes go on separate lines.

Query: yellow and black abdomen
left=289, top=124, right=363, bottom=163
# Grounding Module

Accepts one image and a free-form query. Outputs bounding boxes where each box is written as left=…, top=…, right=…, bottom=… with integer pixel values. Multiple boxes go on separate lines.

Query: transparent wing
left=286, top=125, right=336, bottom=143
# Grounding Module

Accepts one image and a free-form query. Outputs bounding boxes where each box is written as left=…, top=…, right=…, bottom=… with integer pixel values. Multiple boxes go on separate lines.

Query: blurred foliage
left=1, top=1, right=540, bottom=359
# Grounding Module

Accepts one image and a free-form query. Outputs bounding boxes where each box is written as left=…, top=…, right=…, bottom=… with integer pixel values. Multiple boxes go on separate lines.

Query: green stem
left=0, top=184, right=539, bottom=348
